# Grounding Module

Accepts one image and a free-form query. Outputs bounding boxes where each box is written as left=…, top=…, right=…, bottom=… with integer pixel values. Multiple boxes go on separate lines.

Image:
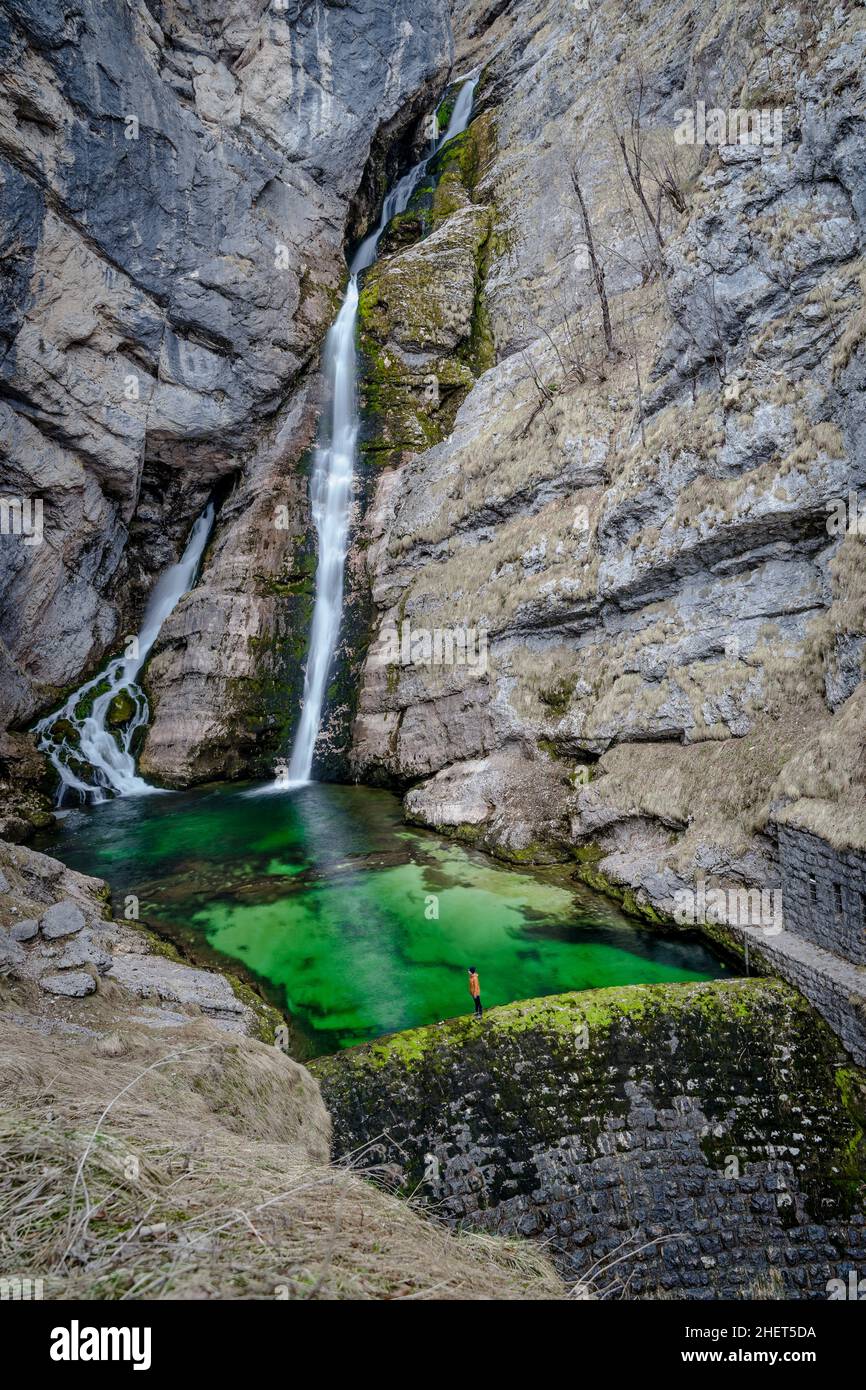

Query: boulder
left=0, top=930, right=27, bottom=972
left=39, top=970, right=96, bottom=998
left=40, top=900, right=86, bottom=939
left=10, top=918, right=39, bottom=941
left=57, top=929, right=113, bottom=974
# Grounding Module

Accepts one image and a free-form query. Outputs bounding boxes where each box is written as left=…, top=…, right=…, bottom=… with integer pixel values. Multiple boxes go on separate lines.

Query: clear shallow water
left=39, top=783, right=730, bottom=1056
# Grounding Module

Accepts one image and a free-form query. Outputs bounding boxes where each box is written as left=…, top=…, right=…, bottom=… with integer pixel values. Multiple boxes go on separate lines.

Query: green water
left=40, top=782, right=730, bottom=1056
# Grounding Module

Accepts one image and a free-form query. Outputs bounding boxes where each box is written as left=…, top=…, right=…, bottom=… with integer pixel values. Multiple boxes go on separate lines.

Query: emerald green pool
left=40, top=782, right=730, bottom=1056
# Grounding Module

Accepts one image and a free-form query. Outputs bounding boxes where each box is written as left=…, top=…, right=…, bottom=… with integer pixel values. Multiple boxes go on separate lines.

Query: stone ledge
left=701, top=921, right=866, bottom=1066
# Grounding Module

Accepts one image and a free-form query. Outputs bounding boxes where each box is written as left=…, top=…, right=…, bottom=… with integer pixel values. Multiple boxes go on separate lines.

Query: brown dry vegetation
left=0, top=1008, right=564, bottom=1300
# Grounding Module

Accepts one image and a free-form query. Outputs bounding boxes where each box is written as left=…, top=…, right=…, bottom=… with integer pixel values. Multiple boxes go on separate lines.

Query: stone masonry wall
left=701, top=919, right=866, bottom=1068
left=314, top=980, right=866, bottom=1300
left=778, top=826, right=866, bottom=967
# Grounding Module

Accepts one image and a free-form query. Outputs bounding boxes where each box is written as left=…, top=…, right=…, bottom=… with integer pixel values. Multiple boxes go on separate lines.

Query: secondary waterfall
left=35, top=502, right=215, bottom=805
left=282, top=74, right=480, bottom=789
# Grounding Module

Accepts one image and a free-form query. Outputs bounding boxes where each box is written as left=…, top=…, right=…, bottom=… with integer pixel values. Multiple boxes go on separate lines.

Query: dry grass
left=771, top=683, right=866, bottom=851
left=0, top=1013, right=565, bottom=1301
left=832, top=263, right=866, bottom=376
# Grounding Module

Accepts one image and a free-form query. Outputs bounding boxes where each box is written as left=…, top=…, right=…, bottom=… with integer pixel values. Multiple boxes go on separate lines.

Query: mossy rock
left=107, top=689, right=137, bottom=728
left=428, top=111, right=496, bottom=200
left=573, top=860, right=667, bottom=925
left=73, top=677, right=111, bottom=722
left=357, top=206, right=493, bottom=467
left=315, top=977, right=866, bottom=1276
left=435, top=84, right=460, bottom=132
left=377, top=210, right=426, bottom=258
left=49, top=717, right=79, bottom=746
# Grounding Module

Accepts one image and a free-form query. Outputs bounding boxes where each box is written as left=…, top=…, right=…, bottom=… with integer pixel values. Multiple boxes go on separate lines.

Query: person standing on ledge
left=468, top=966, right=483, bottom=1019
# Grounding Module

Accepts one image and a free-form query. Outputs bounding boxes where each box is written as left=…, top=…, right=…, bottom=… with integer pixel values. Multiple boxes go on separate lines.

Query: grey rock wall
left=0, top=0, right=452, bottom=781
left=351, top=0, right=866, bottom=919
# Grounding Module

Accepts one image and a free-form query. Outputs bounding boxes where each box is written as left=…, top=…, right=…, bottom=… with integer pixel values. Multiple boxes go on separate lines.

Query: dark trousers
left=473, top=994, right=483, bottom=1017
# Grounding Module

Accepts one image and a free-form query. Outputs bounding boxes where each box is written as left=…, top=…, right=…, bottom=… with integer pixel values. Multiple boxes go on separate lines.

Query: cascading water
left=279, top=74, right=480, bottom=790
left=35, top=502, right=215, bottom=805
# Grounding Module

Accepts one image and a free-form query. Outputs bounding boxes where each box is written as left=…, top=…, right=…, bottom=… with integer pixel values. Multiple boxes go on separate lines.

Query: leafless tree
left=620, top=299, right=646, bottom=447
left=653, top=134, right=690, bottom=217
left=515, top=342, right=557, bottom=438
left=610, top=68, right=665, bottom=249
left=755, top=2, right=822, bottom=64
left=696, top=266, right=729, bottom=386
left=570, top=165, right=614, bottom=354
left=551, top=291, right=590, bottom=384
left=815, top=281, right=842, bottom=347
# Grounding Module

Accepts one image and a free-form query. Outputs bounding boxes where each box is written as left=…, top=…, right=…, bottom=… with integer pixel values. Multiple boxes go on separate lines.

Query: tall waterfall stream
left=282, top=75, right=480, bottom=788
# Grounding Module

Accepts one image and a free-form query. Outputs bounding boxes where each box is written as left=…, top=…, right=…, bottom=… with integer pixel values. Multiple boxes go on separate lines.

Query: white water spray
left=279, top=75, right=480, bottom=790
left=35, top=502, right=216, bottom=805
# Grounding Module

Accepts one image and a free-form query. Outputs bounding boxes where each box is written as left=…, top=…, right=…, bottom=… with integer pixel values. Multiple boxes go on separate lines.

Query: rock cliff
left=350, top=0, right=866, bottom=914
left=5, top=0, right=866, bottom=1308
left=0, top=0, right=452, bottom=797
left=3, top=1, right=865, bottom=916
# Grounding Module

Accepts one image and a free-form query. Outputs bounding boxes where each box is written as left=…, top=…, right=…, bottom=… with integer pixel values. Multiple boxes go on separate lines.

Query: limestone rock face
left=0, top=0, right=453, bottom=779
left=351, top=0, right=866, bottom=903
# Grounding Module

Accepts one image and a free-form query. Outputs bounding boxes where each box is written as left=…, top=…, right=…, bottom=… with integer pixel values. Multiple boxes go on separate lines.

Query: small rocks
left=40, top=900, right=86, bottom=939
left=1, top=842, right=257, bottom=1034
left=0, top=931, right=27, bottom=971
left=10, top=918, right=39, bottom=941
left=139, top=1222, right=169, bottom=1240
left=40, top=970, right=96, bottom=998
left=57, top=929, right=113, bottom=974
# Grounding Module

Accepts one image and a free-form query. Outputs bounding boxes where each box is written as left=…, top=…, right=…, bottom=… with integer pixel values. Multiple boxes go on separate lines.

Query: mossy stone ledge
left=314, top=978, right=866, bottom=1300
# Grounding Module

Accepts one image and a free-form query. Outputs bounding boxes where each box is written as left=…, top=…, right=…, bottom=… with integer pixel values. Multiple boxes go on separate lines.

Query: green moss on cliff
left=314, top=977, right=866, bottom=1244
left=225, top=545, right=317, bottom=775
left=73, top=678, right=111, bottom=722
left=428, top=110, right=496, bottom=203
left=356, top=107, right=497, bottom=470
left=315, top=978, right=788, bottom=1078
left=107, top=690, right=136, bottom=728
left=573, top=860, right=666, bottom=925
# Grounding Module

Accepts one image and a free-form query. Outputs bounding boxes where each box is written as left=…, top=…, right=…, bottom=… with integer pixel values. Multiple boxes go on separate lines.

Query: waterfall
left=280, top=74, right=480, bottom=791
left=35, top=501, right=215, bottom=805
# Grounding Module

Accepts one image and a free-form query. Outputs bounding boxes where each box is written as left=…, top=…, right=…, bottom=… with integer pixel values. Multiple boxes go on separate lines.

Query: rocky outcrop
left=357, top=113, right=495, bottom=470
left=350, top=1, right=866, bottom=916
left=0, top=729, right=54, bottom=840
left=0, top=0, right=454, bottom=785
left=315, top=977, right=866, bottom=1300
left=0, top=835, right=269, bottom=1032
left=4, top=1, right=865, bottom=931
